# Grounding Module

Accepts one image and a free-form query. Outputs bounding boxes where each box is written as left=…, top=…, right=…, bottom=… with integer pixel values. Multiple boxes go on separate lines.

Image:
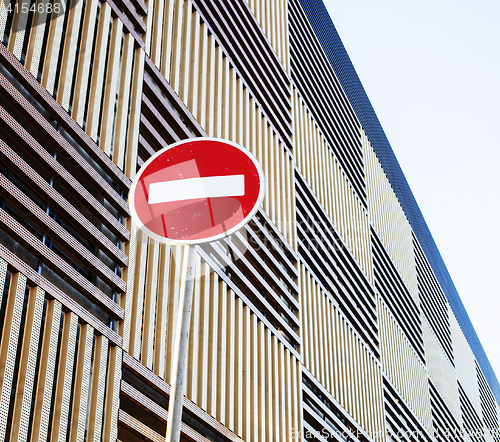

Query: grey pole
left=165, top=244, right=197, bottom=442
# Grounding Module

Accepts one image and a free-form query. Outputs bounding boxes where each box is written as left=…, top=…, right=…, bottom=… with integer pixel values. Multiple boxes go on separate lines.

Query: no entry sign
left=129, top=138, right=265, bottom=244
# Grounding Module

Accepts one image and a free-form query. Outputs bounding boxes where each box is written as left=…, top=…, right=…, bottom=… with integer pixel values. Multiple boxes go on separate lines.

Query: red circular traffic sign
left=129, top=138, right=265, bottom=244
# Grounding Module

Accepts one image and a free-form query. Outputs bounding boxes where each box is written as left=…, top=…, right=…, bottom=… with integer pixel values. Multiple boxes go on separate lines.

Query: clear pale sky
left=322, top=0, right=500, bottom=382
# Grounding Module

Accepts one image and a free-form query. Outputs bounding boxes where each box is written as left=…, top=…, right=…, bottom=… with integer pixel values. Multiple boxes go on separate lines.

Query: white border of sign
left=128, top=137, right=266, bottom=245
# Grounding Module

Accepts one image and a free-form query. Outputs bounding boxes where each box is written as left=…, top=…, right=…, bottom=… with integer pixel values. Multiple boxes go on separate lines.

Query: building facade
left=0, top=0, right=498, bottom=441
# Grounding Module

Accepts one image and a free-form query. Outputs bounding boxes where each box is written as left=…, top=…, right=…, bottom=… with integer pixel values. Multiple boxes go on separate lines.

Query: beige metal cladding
left=147, top=0, right=290, bottom=79
left=377, top=296, right=433, bottom=434
left=293, top=89, right=373, bottom=283
left=120, top=240, right=301, bottom=441
left=245, top=0, right=290, bottom=73
left=363, top=131, right=418, bottom=299
left=10, top=285, right=45, bottom=442
left=300, top=264, right=385, bottom=438
left=0, top=271, right=27, bottom=439
left=450, top=305, right=482, bottom=413
left=422, top=317, right=462, bottom=423
left=1, top=1, right=143, bottom=174
left=145, top=1, right=295, bottom=247
left=0, top=257, right=121, bottom=441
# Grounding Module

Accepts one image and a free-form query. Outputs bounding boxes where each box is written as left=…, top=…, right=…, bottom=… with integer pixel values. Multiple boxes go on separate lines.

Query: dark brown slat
left=0, top=208, right=124, bottom=320
left=254, top=207, right=297, bottom=263
left=122, top=353, right=245, bottom=442
left=0, top=105, right=129, bottom=243
left=239, top=227, right=298, bottom=293
left=138, top=133, right=157, bottom=158
left=109, top=0, right=146, bottom=33
left=297, top=242, right=379, bottom=357
left=0, top=140, right=127, bottom=267
left=0, top=243, right=122, bottom=344
left=289, top=0, right=359, bottom=137
left=106, top=0, right=145, bottom=48
left=296, top=220, right=378, bottom=344
left=224, top=234, right=300, bottom=318
left=0, top=73, right=130, bottom=219
left=196, top=246, right=301, bottom=357
left=144, top=57, right=206, bottom=138
left=189, top=0, right=293, bottom=149
left=302, top=372, right=373, bottom=441
left=219, top=0, right=290, bottom=105
left=141, top=96, right=182, bottom=143
left=193, top=0, right=292, bottom=131
left=128, top=0, right=147, bottom=16
left=0, top=175, right=126, bottom=293
left=140, top=113, right=174, bottom=151
left=118, top=410, right=164, bottom=442
left=290, top=44, right=366, bottom=198
left=206, top=241, right=300, bottom=335
left=121, top=382, right=212, bottom=442
left=0, top=43, right=132, bottom=193
left=143, top=76, right=194, bottom=139
left=295, top=171, right=374, bottom=302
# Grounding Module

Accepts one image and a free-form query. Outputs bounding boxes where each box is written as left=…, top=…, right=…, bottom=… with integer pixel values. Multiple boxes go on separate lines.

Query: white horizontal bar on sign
left=148, top=175, right=245, bottom=204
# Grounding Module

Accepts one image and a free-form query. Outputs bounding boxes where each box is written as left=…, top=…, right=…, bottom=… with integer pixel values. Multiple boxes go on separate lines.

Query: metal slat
left=10, top=286, right=45, bottom=442
left=51, top=311, right=78, bottom=442
left=0, top=273, right=27, bottom=440
left=30, top=299, right=62, bottom=441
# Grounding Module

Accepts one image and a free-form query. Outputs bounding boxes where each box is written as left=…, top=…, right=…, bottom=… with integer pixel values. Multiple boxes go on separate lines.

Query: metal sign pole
left=165, top=244, right=197, bottom=442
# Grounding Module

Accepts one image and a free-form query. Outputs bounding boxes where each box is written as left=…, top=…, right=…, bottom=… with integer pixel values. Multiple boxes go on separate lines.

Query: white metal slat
left=265, top=328, right=273, bottom=441
left=218, top=282, right=228, bottom=425
left=179, top=0, right=191, bottom=105
left=234, top=297, right=243, bottom=435
left=150, top=0, right=164, bottom=66
left=0, top=273, right=27, bottom=440
left=242, top=305, right=251, bottom=441
left=100, top=18, right=123, bottom=156
left=124, top=46, right=145, bottom=180
left=113, top=33, right=134, bottom=171
left=10, top=286, right=45, bottom=442
left=209, top=272, right=219, bottom=417
left=122, top=221, right=138, bottom=353
left=52, top=312, right=78, bottom=442
left=71, top=0, right=98, bottom=126
left=30, top=299, right=62, bottom=442
left=250, top=314, right=259, bottom=442
left=131, top=230, right=148, bottom=359
left=168, top=246, right=183, bottom=382
left=154, top=244, right=171, bottom=379
left=57, top=0, right=84, bottom=111
left=0, top=1, right=9, bottom=39
left=199, top=261, right=210, bottom=410
left=0, top=259, right=6, bottom=305
left=196, top=22, right=207, bottom=128
left=160, top=0, right=174, bottom=80
left=103, top=346, right=122, bottom=441
left=109, top=347, right=122, bottom=441
left=7, top=1, right=31, bottom=60
left=188, top=9, right=200, bottom=120
left=169, top=0, right=184, bottom=94
left=143, top=239, right=159, bottom=370
left=71, top=324, right=94, bottom=442
left=86, top=2, right=111, bottom=142
left=87, top=335, right=109, bottom=442
left=143, top=0, right=154, bottom=55
left=187, top=253, right=201, bottom=403
left=41, top=0, right=67, bottom=95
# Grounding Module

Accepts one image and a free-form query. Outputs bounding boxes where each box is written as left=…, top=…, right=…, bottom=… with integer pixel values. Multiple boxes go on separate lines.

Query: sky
left=321, top=0, right=500, bottom=385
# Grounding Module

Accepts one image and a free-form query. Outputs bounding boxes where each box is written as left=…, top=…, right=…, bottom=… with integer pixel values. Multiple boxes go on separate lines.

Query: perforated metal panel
left=0, top=273, right=27, bottom=440
left=297, top=0, right=500, bottom=402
